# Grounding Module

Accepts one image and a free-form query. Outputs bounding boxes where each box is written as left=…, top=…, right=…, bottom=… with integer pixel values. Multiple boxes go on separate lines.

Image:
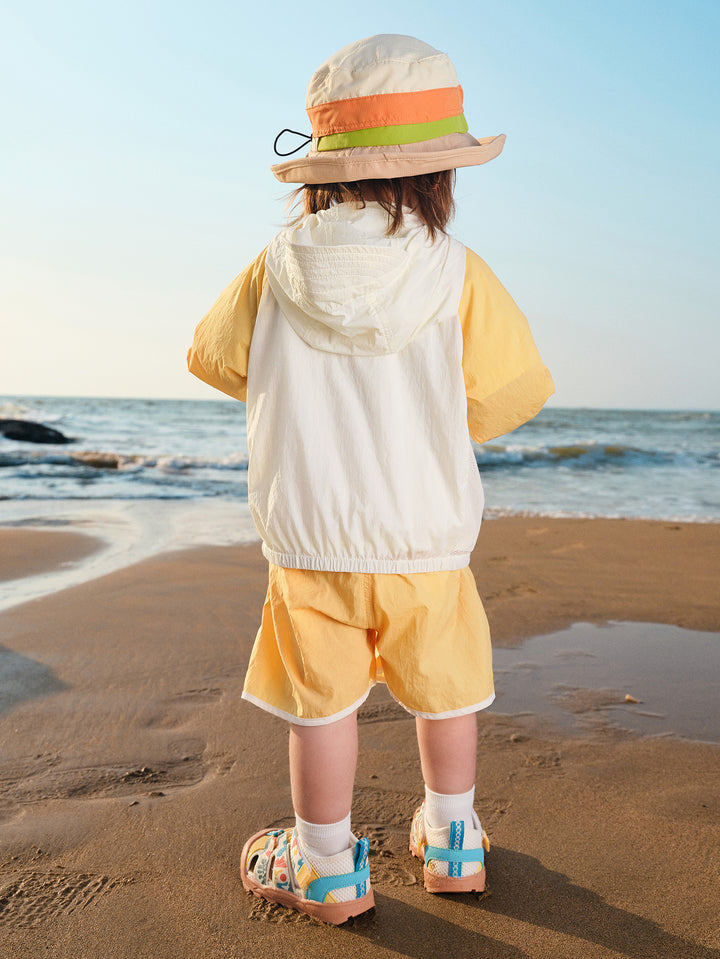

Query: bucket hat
left=271, top=34, right=506, bottom=184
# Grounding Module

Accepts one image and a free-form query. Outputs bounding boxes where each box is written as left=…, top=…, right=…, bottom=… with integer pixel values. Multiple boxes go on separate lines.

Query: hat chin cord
left=274, top=129, right=313, bottom=157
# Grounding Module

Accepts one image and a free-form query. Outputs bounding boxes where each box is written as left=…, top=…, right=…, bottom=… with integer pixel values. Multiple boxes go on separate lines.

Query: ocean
left=1, top=396, right=718, bottom=523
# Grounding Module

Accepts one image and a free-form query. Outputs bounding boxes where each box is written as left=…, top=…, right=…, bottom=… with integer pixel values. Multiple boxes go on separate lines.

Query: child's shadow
left=346, top=846, right=718, bottom=959
left=481, top=846, right=719, bottom=959
left=348, top=892, right=531, bottom=959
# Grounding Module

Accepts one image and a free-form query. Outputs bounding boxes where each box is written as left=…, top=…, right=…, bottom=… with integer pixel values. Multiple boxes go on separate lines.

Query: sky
left=1, top=0, right=718, bottom=409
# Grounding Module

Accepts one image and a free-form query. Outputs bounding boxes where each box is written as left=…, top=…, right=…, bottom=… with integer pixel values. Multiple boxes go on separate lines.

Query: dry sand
left=0, top=518, right=719, bottom=958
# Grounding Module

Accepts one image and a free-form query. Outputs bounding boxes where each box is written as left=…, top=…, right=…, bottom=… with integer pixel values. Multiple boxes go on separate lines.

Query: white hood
left=264, top=202, right=453, bottom=356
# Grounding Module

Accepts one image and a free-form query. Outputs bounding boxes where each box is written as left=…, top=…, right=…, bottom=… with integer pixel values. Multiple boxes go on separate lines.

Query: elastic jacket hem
left=261, top=544, right=472, bottom=574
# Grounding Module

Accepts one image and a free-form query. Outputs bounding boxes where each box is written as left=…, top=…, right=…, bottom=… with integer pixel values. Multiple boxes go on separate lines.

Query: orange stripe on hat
left=308, top=85, right=464, bottom=137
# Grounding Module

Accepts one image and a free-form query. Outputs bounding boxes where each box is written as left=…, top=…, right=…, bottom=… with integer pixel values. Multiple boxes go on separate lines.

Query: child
left=188, top=34, right=554, bottom=924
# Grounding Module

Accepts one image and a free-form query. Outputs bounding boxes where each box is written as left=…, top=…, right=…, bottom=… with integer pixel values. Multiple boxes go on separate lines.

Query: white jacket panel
left=245, top=203, right=484, bottom=573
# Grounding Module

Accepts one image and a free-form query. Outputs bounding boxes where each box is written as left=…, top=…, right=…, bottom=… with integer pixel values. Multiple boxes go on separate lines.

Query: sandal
left=409, top=803, right=489, bottom=893
left=241, top=826, right=374, bottom=924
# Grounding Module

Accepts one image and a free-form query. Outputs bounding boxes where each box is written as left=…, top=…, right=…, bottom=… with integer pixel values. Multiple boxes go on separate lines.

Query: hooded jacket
left=188, top=201, right=554, bottom=573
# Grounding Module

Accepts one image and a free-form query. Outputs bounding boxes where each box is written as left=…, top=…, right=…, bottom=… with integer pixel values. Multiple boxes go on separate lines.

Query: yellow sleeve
left=460, top=247, right=555, bottom=444
left=187, top=247, right=268, bottom=401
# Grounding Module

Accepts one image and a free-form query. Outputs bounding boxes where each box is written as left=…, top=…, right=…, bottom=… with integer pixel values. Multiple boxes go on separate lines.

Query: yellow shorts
left=241, top=564, right=494, bottom=725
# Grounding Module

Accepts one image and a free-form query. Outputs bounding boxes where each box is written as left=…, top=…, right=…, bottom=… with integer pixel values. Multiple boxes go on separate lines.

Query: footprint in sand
left=0, top=872, right=131, bottom=928
left=358, top=825, right=420, bottom=887
left=248, top=897, right=317, bottom=924
left=352, top=786, right=421, bottom=828
left=248, top=895, right=375, bottom=927
left=141, top=686, right=225, bottom=730
left=0, top=738, right=208, bottom=809
left=476, top=797, right=513, bottom=832
left=522, top=751, right=563, bottom=770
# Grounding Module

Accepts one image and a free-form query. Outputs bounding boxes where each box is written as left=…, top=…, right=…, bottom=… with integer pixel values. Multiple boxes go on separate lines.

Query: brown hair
left=294, top=170, right=456, bottom=241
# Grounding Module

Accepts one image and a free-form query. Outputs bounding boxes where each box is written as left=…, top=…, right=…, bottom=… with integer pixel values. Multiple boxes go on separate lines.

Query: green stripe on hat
left=316, top=114, right=468, bottom=152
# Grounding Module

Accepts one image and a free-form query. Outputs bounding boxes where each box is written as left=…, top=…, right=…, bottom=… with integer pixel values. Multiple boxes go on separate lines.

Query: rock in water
left=0, top=419, right=73, bottom=444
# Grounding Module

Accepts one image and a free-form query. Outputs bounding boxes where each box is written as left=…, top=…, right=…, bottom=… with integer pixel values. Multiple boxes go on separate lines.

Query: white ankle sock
left=295, top=812, right=352, bottom=860
left=424, top=785, right=476, bottom=830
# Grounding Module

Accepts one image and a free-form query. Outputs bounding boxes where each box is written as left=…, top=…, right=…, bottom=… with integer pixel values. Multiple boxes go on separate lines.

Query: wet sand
left=0, top=528, right=104, bottom=584
left=0, top=518, right=719, bottom=958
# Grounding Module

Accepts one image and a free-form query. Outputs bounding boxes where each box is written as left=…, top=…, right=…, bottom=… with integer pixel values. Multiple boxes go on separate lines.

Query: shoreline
left=0, top=498, right=259, bottom=612
left=2, top=511, right=718, bottom=634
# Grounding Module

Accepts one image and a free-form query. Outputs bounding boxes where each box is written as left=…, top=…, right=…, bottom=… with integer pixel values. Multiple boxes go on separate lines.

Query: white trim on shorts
left=241, top=684, right=495, bottom=725
left=241, top=686, right=374, bottom=726
left=389, top=687, right=496, bottom=719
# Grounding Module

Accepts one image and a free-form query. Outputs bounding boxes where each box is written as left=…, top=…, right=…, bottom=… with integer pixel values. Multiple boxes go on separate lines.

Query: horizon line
left=2, top=393, right=718, bottom=415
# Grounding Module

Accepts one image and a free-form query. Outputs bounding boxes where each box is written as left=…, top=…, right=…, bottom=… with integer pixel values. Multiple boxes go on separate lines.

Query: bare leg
left=416, top=713, right=477, bottom=794
left=289, top=711, right=358, bottom=824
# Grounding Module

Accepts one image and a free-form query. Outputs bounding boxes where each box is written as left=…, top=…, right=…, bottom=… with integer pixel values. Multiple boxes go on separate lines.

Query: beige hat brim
left=271, top=132, right=506, bottom=184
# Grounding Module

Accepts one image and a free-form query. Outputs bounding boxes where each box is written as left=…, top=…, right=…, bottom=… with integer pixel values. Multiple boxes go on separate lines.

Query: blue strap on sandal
left=423, top=821, right=485, bottom=878
left=306, top=837, right=371, bottom=902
